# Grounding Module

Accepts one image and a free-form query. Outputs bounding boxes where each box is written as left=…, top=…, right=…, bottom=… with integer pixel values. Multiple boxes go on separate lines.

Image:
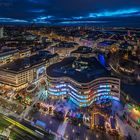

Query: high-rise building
left=0, top=27, right=4, bottom=38
left=0, top=51, right=59, bottom=90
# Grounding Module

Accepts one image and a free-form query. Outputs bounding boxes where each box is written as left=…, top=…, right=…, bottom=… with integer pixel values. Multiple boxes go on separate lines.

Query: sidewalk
left=54, top=121, right=68, bottom=140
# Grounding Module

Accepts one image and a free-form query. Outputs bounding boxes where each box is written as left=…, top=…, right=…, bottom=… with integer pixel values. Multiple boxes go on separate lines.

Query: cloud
left=28, top=9, right=45, bottom=13
left=0, top=0, right=140, bottom=23
left=89, top=8, right=140, bottom=18
left=33, top=15, right=54, bottom=23
left=59, top=21, right=108, bottom=25
left=0, top=18, right=28, bottom=23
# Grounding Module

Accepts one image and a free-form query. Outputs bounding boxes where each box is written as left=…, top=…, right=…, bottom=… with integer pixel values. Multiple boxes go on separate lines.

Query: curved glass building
left=46, top=57, right=120, bottom=107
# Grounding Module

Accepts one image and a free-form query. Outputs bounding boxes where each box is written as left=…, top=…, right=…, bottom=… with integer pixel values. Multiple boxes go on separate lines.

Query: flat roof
left=0, top=49, right=18, bottom=57
left=46, top=57, right=110, bottom=83
left=0, top=51, right=57, bottom=73
left=122, top=83, right=140, bottom=104
left=71, top=46, right=93, bottom=54
left=98, top=40, right=116, bottom=47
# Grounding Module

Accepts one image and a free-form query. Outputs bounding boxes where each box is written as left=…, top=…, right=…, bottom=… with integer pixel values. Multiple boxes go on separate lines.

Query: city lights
left=0, top=2, right=139, bottom=139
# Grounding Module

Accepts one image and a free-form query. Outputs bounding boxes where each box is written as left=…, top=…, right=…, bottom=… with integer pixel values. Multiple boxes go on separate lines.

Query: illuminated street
left=0, top=27, right=140, bottom=140
left=0, top=1, right=140, bottom=139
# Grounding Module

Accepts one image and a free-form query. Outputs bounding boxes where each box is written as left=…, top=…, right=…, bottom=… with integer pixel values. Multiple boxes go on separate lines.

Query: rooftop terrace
left=46, top=57, right=110, bottom=83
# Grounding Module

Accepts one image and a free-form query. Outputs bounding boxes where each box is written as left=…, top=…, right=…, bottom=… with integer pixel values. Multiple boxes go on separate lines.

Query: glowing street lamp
left=96, top=134, right=99, bottom=139
left=66, top=135, right=69, bottom=139
left=78, top=123, right=81, bottom=127
left=72, top=129, right=75, bottom=133
left=50, top=120, right=52, bottom=124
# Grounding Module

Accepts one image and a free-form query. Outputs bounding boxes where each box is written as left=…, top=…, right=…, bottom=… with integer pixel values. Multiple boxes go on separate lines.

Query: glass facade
left=47, top=76, right=120, bottom=107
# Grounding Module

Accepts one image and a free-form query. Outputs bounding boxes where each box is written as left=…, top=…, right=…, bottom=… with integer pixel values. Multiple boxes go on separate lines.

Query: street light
left=66, top=135, right=69, bottom=139
left=96, top=134, right=99, bottom=139
left=72, top=129, right=75, bottom=133
left=78, top=123, right=81, bottom=127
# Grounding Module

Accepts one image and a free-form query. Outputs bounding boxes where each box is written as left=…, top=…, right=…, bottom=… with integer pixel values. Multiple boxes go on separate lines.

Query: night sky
left=0, top=0, right=140, bottom=24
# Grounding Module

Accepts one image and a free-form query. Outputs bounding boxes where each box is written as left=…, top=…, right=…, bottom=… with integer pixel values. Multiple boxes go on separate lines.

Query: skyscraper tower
left=0, top=27, right=4, bottom=38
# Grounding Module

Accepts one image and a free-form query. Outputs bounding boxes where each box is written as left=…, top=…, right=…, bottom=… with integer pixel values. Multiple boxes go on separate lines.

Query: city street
left=29, top=110, right=126, bottom=140
left=0, top=22, right=140, bottom=140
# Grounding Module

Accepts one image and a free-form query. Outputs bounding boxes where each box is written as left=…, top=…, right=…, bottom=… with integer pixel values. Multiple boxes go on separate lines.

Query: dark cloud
left=0, top=0, right=140, bottom=23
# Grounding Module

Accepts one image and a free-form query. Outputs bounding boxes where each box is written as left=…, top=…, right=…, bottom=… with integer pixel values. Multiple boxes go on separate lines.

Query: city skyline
left=0, top=1, right=140, bottom=140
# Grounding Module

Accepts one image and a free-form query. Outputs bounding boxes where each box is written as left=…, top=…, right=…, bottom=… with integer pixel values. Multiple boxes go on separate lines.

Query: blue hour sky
left=0, top=0, right=140, bottom=23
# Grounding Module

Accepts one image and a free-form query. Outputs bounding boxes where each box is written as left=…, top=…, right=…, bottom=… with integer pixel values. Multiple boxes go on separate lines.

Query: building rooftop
left=71, top=46, right=93, bottom=54
left=53, top=41, right=77, bottom=49
left=0, top=48, right=18, bottom=57
left=46, top=57, right=110, bottom=83
left=98, top=40, right=116, bottom=47
left=0, top=51, right=58, bottom=73
left=119, top=60, right=135, bottom=69
left=122, top=83, right=140, bottom=104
